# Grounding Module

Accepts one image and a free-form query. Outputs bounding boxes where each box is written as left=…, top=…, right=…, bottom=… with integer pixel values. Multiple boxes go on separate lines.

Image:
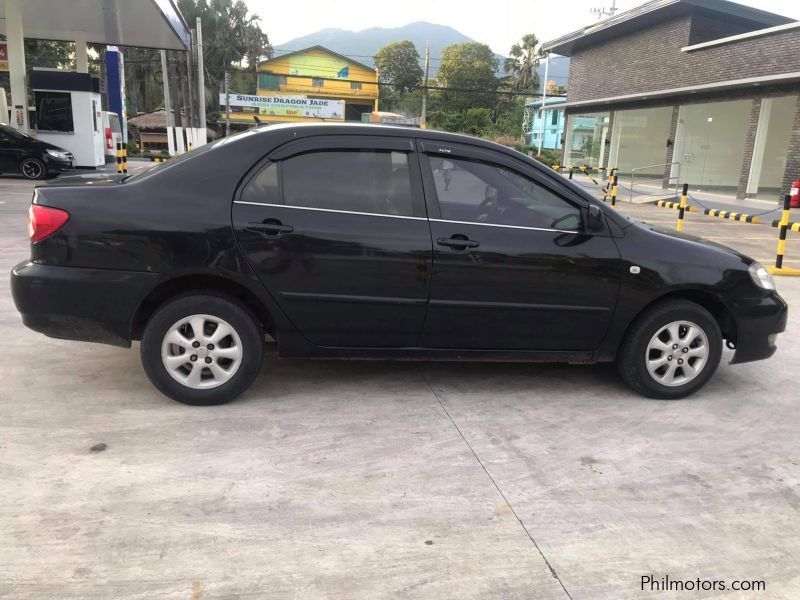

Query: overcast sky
left=245, top=0, right=800, bottom=56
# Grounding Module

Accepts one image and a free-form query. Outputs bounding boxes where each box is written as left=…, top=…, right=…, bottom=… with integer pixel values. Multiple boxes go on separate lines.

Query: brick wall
left=566, top=16, right=800, bottom=104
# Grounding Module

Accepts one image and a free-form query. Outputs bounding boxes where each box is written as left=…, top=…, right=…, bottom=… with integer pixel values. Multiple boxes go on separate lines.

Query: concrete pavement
left=1, top=172, right=799, bottom=599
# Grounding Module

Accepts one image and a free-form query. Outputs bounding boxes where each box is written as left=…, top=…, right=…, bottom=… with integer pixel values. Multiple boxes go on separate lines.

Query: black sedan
left=10, top=124, right=787, bottom=405
left=0, top=124, right=74, bottom=179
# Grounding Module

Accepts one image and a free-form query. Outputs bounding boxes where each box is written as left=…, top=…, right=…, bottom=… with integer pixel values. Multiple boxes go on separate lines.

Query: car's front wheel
left=20, top=157, right=47, bottom=180
left=141, top=293, right=264, bottom=405
left=618, top=300, right=722, bottom=399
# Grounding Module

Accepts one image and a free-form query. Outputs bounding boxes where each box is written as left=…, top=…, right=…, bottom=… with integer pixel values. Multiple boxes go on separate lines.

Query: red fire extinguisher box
left=791, top=180, right=800, bottom=208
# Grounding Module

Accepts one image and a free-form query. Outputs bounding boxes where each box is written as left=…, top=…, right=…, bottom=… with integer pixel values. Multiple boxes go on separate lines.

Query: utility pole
left=187, top=30, right=196, bottom=130
left=160, top=50, right=175, bottom=155
left=196, top=17, right=207, bottom=140
left=537, top=51, right=550, bottom=157
left=421, top=43, right=430, bottom=128
left=224, top=70, right=231, bottom=137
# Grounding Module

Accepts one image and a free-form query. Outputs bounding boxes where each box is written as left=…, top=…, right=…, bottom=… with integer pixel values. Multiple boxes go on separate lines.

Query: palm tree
left=504, top=34, right=543, bottom=92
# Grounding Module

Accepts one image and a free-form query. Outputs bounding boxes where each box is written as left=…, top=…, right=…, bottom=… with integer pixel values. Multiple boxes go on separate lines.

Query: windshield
left=108, top=114, right=121, bottom=133
left=0, top=124, right=32, bottom=140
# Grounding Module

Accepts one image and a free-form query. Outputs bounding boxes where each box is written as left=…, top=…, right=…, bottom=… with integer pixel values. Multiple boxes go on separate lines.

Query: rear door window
left=280, top=150, right=413, bottom=216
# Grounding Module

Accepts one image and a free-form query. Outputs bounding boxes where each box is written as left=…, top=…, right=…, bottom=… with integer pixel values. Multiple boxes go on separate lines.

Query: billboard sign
left=220, top=93, right=344, bottom=120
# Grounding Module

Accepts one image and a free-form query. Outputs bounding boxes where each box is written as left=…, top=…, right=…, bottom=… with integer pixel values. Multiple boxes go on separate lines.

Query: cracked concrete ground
left=1, top=171, right=799, bottom=599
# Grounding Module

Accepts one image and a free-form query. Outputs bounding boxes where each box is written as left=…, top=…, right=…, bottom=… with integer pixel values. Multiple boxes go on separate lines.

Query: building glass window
left=282, top=150, right=412, bottom=216
left=563, top=112, right=609, bottom=169
left=312, top=78, right=324, bottom=88
left=608, top=106, right=673, bottom=181
left=34, top=91, right=74, bottom=132
left=350, top=81, right=362, bottom=90
left=672, top=99, right=751, bottom=192
left=551, top=110, right=559, bottom=126
left=747, top=95, right=797, bottom=200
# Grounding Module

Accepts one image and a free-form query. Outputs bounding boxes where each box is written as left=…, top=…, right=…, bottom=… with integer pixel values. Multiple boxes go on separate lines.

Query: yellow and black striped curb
left=770, top=219, right=800, bottom=232
left=656, top=200, right=697, bottom=212
left=654, top=201, right=764, bottom=223
left=150, top=156, right=168, bottom=163
left=703, top=208, right=760, bottom=223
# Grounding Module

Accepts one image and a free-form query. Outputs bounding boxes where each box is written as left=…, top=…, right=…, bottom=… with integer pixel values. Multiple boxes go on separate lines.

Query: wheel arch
left=130, top=273, right=275, bottom=341
left=622, top=288, right=737, bottom=347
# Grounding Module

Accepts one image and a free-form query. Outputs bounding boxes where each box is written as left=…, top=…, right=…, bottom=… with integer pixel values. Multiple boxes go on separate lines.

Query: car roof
left=238, top=122, right=551, bottom=174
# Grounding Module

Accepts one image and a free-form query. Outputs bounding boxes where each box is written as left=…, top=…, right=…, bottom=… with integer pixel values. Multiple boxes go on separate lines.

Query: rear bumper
left=730, top=291, right=788, bottom=364
left=11, top=261, right=163, bottom=347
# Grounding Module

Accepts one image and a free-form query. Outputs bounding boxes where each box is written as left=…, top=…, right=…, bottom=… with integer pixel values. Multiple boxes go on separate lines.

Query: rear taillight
left=105, top=127, right=112, bottom=149
left=28, top=204, right=69, bottom=243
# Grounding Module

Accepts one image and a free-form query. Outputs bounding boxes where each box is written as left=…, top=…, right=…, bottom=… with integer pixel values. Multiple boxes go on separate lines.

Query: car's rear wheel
left=617, top=300, right=722, bottom=399
left=141, top=293, right=264, bottom=405
left=20, top=158, right=47, bottom=180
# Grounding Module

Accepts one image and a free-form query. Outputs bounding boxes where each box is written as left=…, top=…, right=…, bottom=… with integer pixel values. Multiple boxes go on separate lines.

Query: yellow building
left=225, top=46, right=379, bottom=126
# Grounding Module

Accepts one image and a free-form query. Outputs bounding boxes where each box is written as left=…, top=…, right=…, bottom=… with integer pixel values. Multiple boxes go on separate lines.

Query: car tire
left=141, top=293, right=264, bottom=405
left=617, top=300, right=722, bottom=399
left=20, top=157, right=47, bottom=180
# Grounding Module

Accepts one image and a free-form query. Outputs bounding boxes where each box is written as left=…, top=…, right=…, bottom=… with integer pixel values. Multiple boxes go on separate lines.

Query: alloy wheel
left=160, top=314, right=243, bottom=389
left=21, top=159, right=43, bottom=180
left=645, top=320, right=709, bottom=387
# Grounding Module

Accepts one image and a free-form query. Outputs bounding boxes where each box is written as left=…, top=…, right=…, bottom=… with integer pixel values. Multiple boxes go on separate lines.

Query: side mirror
left=587, top=204, right=604, bottom=232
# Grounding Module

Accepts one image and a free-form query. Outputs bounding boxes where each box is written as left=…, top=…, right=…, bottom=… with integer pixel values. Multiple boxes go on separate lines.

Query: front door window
left=429, top=155, right=581, bottom=231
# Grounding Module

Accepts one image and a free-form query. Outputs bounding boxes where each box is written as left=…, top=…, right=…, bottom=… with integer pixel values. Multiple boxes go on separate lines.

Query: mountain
left=275, top=21, right=505, bottom=77
left=275, top=21, right=570, bottom=90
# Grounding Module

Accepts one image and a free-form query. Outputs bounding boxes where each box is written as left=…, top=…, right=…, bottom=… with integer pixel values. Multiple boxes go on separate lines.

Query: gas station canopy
left=0, top=0, right=190, bottom=50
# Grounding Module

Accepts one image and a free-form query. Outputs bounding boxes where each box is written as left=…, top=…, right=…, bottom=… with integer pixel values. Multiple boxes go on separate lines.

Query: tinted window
left=108, top=114, right=122, bottom=133
left=241, top=162, right=279, bottom=205
left=35, top=92, right=74, bottom=132
left=282, top=150, right=413, bottom=216
left=429, top=156, right=581, bottom=231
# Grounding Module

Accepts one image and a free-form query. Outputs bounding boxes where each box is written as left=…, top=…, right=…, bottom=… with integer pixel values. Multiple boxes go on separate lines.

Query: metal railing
left=628, top=162, right=681, bottom=202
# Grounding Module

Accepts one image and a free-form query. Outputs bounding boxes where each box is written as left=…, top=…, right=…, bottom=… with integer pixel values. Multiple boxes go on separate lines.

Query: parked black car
left=10, top=124, right=787, bottom=405
left=0, top=124, right=74, bottom=179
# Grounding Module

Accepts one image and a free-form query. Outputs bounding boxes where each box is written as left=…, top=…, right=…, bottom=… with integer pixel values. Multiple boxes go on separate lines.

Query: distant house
left=223, top=46, right=379, bottom=127
left=542, top=0, right=800, bottom=200
left=525, top=96, right=566, bottom=150
left=128, top=109, right=216, bottom=153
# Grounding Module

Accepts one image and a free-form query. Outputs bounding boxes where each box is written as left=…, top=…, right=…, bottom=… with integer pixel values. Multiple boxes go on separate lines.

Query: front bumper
left=730, top=291, right=788, bottom=364
left=44, top=156, right=75, bottom=173
left=11, top=261, right=164, bottom=347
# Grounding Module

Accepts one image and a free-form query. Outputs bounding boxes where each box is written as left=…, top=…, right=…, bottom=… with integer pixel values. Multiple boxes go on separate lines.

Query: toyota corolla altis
left=11, top=124, right=787, bottom=405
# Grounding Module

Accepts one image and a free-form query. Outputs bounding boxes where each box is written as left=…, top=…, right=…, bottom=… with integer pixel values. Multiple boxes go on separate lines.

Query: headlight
left=748, top=261, right=775, bottom=290
left=46, top=149, right=68, bottom=160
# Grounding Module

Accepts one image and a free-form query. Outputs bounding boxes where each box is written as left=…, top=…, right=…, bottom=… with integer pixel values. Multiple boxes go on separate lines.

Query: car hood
left=631, top=218, right=754, bottom=264
left=26, top=137, right=70, bottom=154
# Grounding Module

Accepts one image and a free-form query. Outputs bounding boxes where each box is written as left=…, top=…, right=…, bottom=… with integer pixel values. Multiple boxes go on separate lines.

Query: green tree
left=504, top=34, right=543, bottom=93
left=375, top=40, right=423, bottom=98
left=437, top=42, right=499, bottom=111
left=177, top=0, right=272, bottom=122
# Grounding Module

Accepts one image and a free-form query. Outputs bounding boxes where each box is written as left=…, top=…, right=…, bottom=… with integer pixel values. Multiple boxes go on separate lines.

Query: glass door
left=672, top=100, right=751, bottom=192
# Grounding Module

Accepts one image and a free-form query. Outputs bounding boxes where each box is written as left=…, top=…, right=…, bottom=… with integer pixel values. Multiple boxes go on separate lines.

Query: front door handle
left=246, top=219, right=294, bottom=236
left=436, top=236, right=480, bottom=250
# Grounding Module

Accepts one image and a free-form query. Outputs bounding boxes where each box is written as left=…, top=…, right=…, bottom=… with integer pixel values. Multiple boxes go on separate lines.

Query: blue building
left=526, top=96, right=566, bottom=150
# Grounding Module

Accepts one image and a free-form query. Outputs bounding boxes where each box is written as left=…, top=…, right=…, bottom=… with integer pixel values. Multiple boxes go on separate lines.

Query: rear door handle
left=436, top=236, right=479, bottom=249
left=246, top=220, right=294, bottom=236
